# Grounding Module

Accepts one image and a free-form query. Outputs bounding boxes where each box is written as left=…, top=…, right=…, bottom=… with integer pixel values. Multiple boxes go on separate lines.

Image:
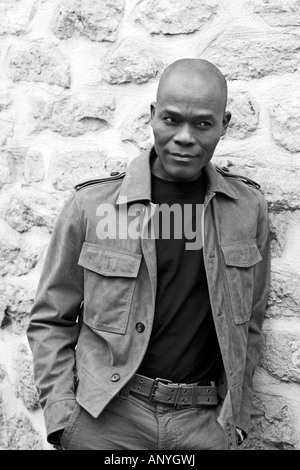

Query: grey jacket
left=27, top=149, right=271, bottom=446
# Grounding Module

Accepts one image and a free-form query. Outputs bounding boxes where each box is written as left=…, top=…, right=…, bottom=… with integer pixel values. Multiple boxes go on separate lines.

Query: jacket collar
left=117, top=148, right=238, bottom=205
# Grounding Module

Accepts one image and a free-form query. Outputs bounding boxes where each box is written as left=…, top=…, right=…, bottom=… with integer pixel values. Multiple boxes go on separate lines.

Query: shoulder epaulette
left=216, top=166, right=261, bottom=191
left=74, top=171, right=126, bottom=191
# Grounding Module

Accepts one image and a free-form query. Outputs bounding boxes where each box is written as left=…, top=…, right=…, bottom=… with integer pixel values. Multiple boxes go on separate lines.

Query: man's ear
left=150, top=102, right=156, bottom=124
left=221, top=111, right=231, bottom=136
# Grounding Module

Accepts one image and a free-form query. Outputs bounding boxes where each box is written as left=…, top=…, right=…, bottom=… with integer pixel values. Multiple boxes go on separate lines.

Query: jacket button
left=135, top=322, right=145, bottom=333
left=111, top=373, right=120, bottom=382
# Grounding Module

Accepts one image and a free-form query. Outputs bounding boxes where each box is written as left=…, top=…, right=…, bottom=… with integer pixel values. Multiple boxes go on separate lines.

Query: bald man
left=27, top=59, right=271, bottom=451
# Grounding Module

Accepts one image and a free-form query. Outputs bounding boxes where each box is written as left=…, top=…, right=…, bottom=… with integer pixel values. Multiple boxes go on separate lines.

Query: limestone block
left=121, top=113, right=151, bottom=150
left=24, top=150, right=45, bottom=183
left=201, top=29, right=300, bottom=80
left=220, top=164, right=300, bottom=211
left=268, top=210, right=300, bottom=257
left=0, top=0, right=38, bottom=36
left=260, top=169, right=300, bottom=211
left=251, top=0, right=300, bottom=27
left=0, top=114, right=14, bottom=147
left=0, top=281, right=36, bottom=334
left=242, top=393, right=298, bottom=450
left=15, top=343, right=40, bottom=412
left=269, top=88, right=300, bottom=153
left=260, top=321, right=300, bottom=383
left=3, top=413, right=43, bottom=450
left=52, top=0, right=125, bottom=42
left=32, top=92, right=115, bottom=137
left=0, top=219, right=21, bottom=276
left=133, top=0, right=219, bottom=35
left=0, top=363, right=7, bottom=381
left=9, top=148, right=27, bottom=181
left=0, top=151, right=15, bottom=188
left=49, top=149, right=126, bottom=191
left=9, top=42, right=71, bottom=88
left=269, top=212, right=286, bottom=258
left=0, top=89, right=16, bottom=146
left=227, top=90, right=260, bottom=139
left=0, top=186, right=68, bottom=233
left=2, top=232, right=48, bottom=277
left=267, top=266, right=300, bottom=318
left=0, top=89, right=13, bottom=112
left=104, top=40, right=164, bottom=85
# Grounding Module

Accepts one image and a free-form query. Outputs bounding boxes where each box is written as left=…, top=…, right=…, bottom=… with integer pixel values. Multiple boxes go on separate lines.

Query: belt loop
left=119, top=378, right=133, bottom=399
left=174, top=384, right=181, bottom=408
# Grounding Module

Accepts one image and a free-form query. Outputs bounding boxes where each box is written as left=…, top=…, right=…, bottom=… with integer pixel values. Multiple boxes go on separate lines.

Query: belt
left=128, top=374, right=218, bottom=407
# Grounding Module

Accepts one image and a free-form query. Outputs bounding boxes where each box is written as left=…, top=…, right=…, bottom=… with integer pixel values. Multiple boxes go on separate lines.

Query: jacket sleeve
left=26, top=193, right=84, bottom=444
left=234, top=193, right=271, bottom=435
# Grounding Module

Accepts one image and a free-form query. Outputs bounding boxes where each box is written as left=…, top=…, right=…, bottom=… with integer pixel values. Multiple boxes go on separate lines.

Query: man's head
left=150, top=58, right=231, bottom=181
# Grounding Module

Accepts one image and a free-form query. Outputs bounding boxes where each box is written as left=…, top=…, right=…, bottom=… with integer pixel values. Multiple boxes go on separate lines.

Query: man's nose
left=173, top=124, right=196, bottom=146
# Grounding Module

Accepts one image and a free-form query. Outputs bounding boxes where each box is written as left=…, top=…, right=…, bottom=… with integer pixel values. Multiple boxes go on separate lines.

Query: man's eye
left=197, top=121, right=211, bottom=128
left=163, top=117, right=177, bottom=123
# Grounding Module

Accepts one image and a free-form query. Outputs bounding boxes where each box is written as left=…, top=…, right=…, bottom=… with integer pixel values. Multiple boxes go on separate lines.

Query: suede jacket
left=27, top=149, right=271, bottom=447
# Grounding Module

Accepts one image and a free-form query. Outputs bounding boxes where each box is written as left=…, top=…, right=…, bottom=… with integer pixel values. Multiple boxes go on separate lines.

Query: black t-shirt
left=137, top=172, right=223, bottom=384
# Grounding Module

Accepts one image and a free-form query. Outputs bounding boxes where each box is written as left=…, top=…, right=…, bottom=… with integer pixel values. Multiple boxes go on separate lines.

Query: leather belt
left=129, top=374, right=218, bottom=407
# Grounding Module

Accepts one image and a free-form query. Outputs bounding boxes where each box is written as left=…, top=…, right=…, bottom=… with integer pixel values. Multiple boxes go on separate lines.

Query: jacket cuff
left=233, top=403, right=250, bottom=438
left=44, top=397, right=77, bottom=444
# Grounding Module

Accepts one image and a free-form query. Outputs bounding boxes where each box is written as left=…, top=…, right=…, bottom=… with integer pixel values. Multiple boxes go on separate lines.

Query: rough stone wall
left=0, top=0, right=299, bottom=451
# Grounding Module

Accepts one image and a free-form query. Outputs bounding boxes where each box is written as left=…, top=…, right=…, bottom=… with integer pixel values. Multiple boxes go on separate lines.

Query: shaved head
left=150, top=58, right=231, bottom=181
left=157, top=58, right=228, bottom=112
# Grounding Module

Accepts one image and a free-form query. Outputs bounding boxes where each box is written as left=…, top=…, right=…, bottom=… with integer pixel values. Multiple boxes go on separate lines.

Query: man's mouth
left=169, top=152, right=196, bottom=162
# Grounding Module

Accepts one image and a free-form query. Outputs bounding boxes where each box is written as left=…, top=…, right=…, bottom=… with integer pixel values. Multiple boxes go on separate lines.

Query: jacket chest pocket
left=221, top=240, right=262, bottom=324
left=78, top=242, right=142, bottom=334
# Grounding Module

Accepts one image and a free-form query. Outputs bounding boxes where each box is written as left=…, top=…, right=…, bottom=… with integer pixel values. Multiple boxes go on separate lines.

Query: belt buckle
left=150, top=377, right=172, bottom=402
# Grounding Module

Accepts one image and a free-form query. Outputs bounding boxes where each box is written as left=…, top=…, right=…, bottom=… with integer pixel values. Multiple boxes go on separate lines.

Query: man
left=27, top=59, right=271, bottom=450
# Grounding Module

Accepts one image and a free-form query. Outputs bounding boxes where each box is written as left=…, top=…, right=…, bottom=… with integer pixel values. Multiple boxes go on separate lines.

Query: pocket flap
left=78, top=242, right=142, bottom=277
left=221, top=240, right=262, bottom=267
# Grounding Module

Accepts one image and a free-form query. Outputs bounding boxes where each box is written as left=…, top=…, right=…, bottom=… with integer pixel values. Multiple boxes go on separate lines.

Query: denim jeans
left=60, top=390, right=233, bottom=450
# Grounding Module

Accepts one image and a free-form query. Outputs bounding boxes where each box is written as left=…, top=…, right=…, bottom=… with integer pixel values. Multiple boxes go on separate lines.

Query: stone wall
left=0, top=0, right=299, bottom=450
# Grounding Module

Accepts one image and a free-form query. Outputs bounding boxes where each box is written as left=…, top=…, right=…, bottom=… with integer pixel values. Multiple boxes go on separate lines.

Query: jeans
left=60, top=390, right=233, bottom=450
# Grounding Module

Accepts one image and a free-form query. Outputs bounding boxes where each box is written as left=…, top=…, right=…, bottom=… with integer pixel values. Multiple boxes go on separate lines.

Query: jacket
left=27, top=148, right=271, bottom=446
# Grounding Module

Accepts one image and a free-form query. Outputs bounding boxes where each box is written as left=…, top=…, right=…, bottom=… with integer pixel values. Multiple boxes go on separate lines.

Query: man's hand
left=51, top=429, right=64, bottom=450
left=235, top=427, right=246, bottom=446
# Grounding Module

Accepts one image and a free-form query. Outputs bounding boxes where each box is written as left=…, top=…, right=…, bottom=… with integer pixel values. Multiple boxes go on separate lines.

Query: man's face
left=150, top=74, right=231, bottom=181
